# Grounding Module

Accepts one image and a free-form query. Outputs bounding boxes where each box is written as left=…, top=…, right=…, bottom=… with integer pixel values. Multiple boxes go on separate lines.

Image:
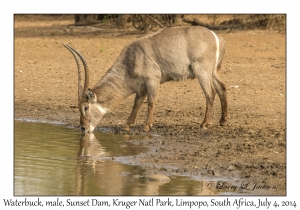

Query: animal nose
left=80, top=125, right=86, bottom=132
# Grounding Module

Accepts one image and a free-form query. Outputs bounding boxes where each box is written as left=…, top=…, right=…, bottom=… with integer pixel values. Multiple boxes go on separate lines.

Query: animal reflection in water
left=77, top=133, right=107, bottom=163
left=75, top=133, right=170, bottom=195
left=76, top=132, right=110, bottom=195
left=75, top=133, right=213, bottom=195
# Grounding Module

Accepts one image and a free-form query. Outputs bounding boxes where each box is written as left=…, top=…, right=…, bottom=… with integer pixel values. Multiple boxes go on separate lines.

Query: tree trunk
left=116, top=15, right=130, bottom=29
left=174, top=14, right=184, bottom=25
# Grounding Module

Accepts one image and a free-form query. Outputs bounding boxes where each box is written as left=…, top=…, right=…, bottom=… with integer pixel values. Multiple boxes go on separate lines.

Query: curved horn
left=62, top=43, right=84, bottom=103
left=64, top=45, right=90, bottom=98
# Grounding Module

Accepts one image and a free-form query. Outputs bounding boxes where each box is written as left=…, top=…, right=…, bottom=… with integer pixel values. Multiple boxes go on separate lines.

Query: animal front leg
left=124, top=92, right=147, bottom=131
left=143, top=79, right=159, bottom=132
left=143, top=101, right=156, bottom=132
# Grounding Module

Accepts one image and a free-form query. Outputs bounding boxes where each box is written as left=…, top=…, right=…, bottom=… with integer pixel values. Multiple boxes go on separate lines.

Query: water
left=15, top=121, right=269, bottom=196
left=14, top=121, right=147, bottom=195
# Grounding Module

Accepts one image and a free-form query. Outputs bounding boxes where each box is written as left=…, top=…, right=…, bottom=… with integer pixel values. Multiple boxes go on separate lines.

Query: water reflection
left=74, top=132, right=212, bottom=196
left=14, top=121, right=247, bottom=195
left=78, top=133, right=107, bottom=165
left=75, top=132, right=169, bottom=196
left=76, top=133, right=102, bottom=195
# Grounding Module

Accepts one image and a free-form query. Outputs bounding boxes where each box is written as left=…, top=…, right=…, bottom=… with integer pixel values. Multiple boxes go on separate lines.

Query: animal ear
left=80, top=102, right=89, bottom=117
left=86, top=89, right=97, bottom=102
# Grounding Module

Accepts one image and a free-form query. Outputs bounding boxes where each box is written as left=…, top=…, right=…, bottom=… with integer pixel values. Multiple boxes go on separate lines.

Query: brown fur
left=65, top=26, right=228, bottom=132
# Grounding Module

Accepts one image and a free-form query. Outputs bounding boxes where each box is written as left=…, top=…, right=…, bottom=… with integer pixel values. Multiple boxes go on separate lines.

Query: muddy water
left=15, top=121, right=245, bottom=196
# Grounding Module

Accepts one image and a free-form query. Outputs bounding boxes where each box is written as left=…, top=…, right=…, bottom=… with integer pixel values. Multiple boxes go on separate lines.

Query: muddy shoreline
left=14, top=15, right=286, bottom=195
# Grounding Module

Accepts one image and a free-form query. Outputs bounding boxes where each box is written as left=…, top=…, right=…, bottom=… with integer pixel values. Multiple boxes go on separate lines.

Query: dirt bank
left=14, top=15, right=286, bottom=195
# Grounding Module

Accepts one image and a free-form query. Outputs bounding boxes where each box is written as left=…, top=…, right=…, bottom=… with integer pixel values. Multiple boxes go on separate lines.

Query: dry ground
left=14, top=15, right=286, bottom=195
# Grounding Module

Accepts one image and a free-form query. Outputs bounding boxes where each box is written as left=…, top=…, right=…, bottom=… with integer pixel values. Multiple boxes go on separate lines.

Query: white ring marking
left=96, top=104, right=107, bottom=115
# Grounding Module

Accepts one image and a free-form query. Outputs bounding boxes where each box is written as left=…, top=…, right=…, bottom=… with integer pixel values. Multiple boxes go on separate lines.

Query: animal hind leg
left=193, top=65, right=216, bottom=129
left=212, top=70, right=228, bottom=126
left=201, top=82, right=216, bottom=129
left=192, top=61, right=217, bottom=129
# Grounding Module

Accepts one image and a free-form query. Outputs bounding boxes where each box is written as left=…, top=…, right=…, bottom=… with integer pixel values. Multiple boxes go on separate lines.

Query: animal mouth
left=89, top=126, right=95, bottom=132
left=80, top=125, right=89, bottom=133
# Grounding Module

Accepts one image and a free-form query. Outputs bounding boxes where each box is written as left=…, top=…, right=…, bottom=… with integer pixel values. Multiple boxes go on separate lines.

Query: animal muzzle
left=80, top=125, right=88, bottom=133
left=80, top=124, right=95, bottom=133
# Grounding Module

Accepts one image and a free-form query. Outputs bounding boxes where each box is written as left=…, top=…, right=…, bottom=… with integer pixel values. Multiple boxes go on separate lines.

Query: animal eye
left=84, top=106, right=89, bottom=111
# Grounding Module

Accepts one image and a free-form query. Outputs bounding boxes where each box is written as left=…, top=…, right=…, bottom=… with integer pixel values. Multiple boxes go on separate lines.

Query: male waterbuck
left=63, top=26, right=228, bottom=133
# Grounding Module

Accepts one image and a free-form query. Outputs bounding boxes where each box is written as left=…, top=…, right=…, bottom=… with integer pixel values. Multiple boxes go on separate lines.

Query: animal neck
left=92, top=69, right=133, bottom=111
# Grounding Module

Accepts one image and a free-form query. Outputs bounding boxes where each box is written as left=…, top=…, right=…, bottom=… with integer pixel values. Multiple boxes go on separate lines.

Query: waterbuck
left=63, top=26, right=228, bottom=133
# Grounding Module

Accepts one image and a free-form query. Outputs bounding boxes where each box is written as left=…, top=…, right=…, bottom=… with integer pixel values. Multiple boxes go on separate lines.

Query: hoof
left=200, top=123, right=208, bottom=130
left=123, top=124, right=130, bottom=131
left=143, top=124, right=151, bottom=132
left=219, top=117, right=228, bottom=126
